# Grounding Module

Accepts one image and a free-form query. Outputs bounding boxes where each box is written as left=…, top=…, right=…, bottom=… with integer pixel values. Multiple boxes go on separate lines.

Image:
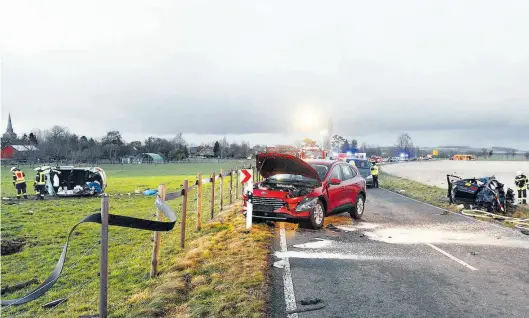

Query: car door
left=339, top=164, right=355, bottom=205
left=326, top=164, right=344, bottom=212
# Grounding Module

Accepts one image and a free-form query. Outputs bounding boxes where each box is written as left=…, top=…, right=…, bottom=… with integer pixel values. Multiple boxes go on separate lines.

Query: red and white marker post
left=240, top=169, right=253, bottom=229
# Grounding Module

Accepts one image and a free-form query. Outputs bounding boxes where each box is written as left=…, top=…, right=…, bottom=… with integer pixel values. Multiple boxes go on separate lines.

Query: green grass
left=1, top=162, right=270, bottom=317
left=379, top=172, right=529, bottom=220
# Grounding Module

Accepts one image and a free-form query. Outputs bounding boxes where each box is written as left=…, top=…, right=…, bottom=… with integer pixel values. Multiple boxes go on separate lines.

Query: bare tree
left=396, top=133, right=413, bottom=155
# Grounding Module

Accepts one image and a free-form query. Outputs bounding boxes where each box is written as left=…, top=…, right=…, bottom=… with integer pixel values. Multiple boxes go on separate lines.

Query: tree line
left=2, top=126, right=261, bottom=163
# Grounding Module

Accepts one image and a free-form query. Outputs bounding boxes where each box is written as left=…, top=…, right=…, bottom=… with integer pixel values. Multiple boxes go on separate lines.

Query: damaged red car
left=242, top=153, right=367, bottom=229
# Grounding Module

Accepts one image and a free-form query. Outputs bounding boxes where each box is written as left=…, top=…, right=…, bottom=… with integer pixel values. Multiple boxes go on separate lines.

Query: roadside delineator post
left=180, top=179, right=188, bottom=249
left=220, top=168, right=224, bottom=211
left=99, top=195, right=109, bottom=318
left=210, top=172, right=215, bottom=219
left=196, top=173, right=202, bottom=231
left=240, top=169, right=253, bottom=229
left=150, top=184, right=166, bottom=278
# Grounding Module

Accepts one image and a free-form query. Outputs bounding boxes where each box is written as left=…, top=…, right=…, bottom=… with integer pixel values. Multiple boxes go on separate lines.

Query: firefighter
left=35, top=168, right=47, bottom=200
left=370, top=162, right=379, bottom=188
left=11, top=167, right=28, bottom=199
left=515, top=170, right=528, bottom=204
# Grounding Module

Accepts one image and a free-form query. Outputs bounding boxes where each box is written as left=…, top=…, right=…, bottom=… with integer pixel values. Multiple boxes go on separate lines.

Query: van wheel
left=304, top=200, right=325, bottom=229
left=350, top=195, right=365, bottom=219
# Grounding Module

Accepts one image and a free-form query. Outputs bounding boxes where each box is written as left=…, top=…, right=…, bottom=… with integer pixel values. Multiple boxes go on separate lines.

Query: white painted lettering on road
left=293, top=238, right=333, bottom=249
left=275, top=251, right=407, bottom=261
left=426, top=243, right=478, bottom=271
left=280, top=225, right=298, bottom=318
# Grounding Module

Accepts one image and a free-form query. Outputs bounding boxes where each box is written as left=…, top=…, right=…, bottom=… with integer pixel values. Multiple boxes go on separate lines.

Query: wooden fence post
left=180, top=180, right=188, bottom=249
left=210, top=172, right=215, bottom=219
left=150, top=184, right=166, bottom=278
left=196, top=173, right=202, bottom=231
left=235, top=166, right=239, bottom=200
left=229, top=169, right=233, bottom=205
left=219, top=168, right=224, bottom=211
left=99, top=195, right=109, bottom=318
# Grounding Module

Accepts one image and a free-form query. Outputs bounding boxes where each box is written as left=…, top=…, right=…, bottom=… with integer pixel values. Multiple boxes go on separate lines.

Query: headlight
left=366, top=175, right=373, bottom=180
left=295, top=197, right=318, bottom=212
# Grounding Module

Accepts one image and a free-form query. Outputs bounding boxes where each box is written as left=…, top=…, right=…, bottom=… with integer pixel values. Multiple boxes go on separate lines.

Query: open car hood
left=256, top=153, right=321, bottom=181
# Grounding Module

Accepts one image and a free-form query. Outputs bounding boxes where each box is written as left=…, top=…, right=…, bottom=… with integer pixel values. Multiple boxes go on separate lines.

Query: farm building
left=134, top=153, right=164, bottom=164
left=1, top=145, right=39, bottom=160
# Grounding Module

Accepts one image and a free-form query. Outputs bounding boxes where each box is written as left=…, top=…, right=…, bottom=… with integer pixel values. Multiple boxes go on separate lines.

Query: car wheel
left=350, top=194, right=365, bottom=219
left=306, top=200, right=325, bottom=229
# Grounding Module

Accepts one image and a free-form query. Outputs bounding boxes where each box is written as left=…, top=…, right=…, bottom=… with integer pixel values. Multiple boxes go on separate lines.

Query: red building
left=1, top=145, right=39, bottom=159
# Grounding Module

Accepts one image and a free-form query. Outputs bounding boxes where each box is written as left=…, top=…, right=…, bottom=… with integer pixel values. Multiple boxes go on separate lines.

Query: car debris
left=447, top=174, right=515, bottom=214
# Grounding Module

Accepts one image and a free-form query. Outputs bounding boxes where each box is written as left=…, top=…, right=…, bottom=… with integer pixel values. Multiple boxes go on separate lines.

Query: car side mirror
left=329, top=178, right=341, bottom=186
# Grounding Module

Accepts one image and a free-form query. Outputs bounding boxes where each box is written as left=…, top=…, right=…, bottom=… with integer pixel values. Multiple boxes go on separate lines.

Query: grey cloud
left=1, top=0, right=529, bottom=149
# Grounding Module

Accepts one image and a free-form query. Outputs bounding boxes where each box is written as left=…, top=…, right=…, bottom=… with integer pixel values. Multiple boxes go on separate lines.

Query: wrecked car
left=34, top=166, right=107, bottom=197
left=447, top=174, right=515, bottom=213
left=242, top=153, right=367, bottom=229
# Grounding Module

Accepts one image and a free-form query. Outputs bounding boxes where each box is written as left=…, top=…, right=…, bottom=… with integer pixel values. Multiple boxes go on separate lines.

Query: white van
left=34, top=166, right=107, bottom=196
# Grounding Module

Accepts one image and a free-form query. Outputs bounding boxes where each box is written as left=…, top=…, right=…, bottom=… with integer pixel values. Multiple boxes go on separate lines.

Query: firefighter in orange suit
left=11, top=167, right=29, bottom=199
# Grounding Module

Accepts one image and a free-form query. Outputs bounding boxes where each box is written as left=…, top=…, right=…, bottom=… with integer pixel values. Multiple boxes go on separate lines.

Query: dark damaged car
left=242, top=153, right=367, bottom=229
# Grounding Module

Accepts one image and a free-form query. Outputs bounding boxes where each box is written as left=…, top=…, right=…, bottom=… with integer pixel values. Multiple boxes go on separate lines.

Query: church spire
left=6, top=113, right=14, bottom=134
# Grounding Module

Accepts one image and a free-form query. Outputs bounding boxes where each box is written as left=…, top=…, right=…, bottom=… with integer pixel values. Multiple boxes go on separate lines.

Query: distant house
left=197, top=146, right=215, bottom=158
left=189, top=146, right=199, bottom=157
left=1, top=145, right=39, bottom=160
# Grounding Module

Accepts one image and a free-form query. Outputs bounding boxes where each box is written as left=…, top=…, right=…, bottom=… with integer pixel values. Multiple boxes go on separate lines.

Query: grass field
left=1, top=161, right=272, bottom=317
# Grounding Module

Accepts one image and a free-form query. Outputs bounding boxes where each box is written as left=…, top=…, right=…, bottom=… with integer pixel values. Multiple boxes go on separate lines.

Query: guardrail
left=1, top=165, right=258, bottom=317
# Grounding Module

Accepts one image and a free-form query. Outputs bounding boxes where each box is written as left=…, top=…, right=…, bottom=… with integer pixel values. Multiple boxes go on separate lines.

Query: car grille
left=251, top=196, right=286, bottom=212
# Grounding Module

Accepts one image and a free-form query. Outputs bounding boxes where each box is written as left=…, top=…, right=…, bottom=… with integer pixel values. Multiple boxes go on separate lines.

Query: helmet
left=10, top=167, right=18, bottom=172
left=517, top=170, right=523, bottom=176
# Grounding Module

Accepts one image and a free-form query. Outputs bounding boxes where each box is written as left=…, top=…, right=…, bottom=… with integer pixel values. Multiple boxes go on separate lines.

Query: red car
left=242, top=153, right=367, bottom=229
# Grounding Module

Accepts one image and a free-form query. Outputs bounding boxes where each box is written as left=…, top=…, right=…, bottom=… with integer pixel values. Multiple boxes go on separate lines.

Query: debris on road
left=300, top=298, right=323, bottom=305
left=325, top=224, right=342, bottom=232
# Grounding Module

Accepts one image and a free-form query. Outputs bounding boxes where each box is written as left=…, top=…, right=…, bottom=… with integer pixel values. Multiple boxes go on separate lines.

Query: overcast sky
left=1, top=0, right=528, bottom=149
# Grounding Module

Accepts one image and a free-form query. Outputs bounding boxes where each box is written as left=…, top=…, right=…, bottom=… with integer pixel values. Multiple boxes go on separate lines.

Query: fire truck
left=299, top=146, right=329, bottom=159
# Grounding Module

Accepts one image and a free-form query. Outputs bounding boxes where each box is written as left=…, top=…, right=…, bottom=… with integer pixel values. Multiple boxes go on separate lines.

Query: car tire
left=350, top=194, right=365, bottom=219
left=304, top=200, right=325, bottom=229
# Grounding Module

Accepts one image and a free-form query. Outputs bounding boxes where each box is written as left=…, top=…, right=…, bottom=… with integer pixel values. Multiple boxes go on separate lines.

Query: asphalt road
left=267, top=188, right=529, bottom=318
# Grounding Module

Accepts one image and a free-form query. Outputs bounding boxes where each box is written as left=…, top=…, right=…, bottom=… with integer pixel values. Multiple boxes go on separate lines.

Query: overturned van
left=34, top=166, right=107, bottom=197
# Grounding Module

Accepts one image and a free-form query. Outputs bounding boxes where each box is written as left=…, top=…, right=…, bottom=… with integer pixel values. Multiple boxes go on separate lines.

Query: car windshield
left=348, top=159, right=370, bottom=169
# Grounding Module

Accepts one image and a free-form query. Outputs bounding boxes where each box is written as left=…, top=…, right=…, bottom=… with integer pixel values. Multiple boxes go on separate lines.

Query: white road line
left=426, top=243, right=478, bottom=271
left=280, top=225, right=298, bottom=318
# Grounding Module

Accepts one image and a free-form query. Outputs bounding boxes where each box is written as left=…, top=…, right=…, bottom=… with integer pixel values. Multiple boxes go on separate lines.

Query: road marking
left=280, top=225, right=298, bottom=318
left=426, top=243, right=478, bottom=271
